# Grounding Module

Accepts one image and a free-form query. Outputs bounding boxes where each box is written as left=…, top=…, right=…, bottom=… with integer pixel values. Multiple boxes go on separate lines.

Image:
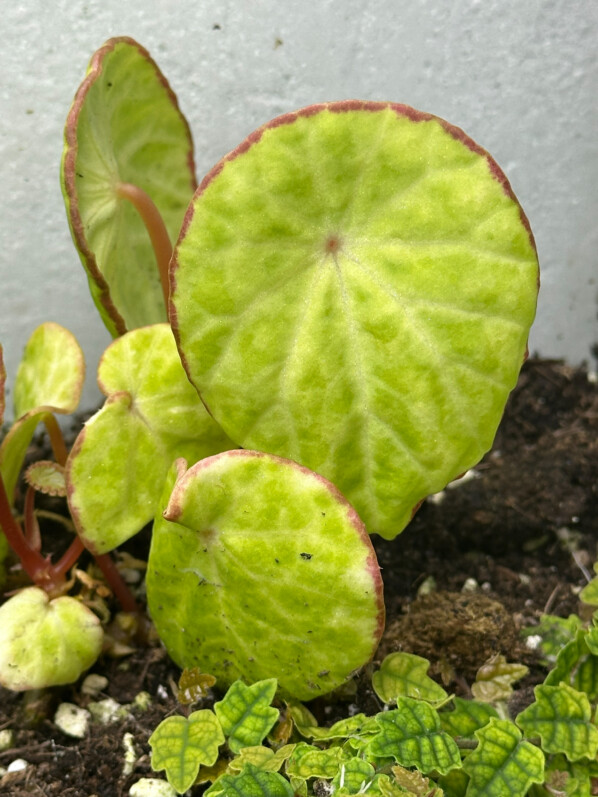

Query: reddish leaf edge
left=62, top=36, right=197, bottom=336
left=165, top=451, right=386, bottom=651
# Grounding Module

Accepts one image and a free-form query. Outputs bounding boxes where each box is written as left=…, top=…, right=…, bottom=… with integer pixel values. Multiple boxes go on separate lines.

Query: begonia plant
left=0, top=36, right=540, bottom=702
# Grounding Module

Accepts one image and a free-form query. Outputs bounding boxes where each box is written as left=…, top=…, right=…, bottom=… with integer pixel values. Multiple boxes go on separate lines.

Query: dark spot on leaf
left=107, top=82, right=113, bottom=88
left=213, top=23, right=221, bottom=30
left=300, top=552, right=312, bottom=560
left=275, top=558, right=279, bottom=563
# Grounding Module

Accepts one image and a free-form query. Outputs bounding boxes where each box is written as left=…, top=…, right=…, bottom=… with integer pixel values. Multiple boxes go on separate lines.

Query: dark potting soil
left=0, top=358, right=596, bottom=796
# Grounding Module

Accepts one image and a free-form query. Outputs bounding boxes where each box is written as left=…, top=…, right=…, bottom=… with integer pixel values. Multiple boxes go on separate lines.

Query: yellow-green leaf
left=462, top=718, right=544, bottom=796
left=149, top=709, right=224, bottom=794
left=516, top=683, right=598, bottom=762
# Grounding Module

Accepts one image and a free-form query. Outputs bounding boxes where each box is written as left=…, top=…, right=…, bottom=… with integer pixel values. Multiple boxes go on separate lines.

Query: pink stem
left=93, top=552, right=140, bottom=614
left=0, top=475, right=43, bottom=583
left=115, top=182, right=172, bottom=309
left=42, top=413, right=68, bottom=466
left=23, top=486, right=42, bottom=552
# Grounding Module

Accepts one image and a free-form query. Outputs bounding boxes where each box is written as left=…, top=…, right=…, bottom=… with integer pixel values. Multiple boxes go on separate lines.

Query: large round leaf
left=62, top=37, right=196, bottom=335
left=171, top=102, right=539, bottom=539
left=146, top=451, right=384, bottom=700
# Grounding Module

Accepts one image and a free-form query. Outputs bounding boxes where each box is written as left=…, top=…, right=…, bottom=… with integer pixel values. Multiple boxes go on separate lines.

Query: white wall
left=1, top=0, right=596, bottom=418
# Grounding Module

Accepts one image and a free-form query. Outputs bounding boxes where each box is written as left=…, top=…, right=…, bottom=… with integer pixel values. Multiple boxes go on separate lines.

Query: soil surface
left=1, top=358, right=597, bottom=796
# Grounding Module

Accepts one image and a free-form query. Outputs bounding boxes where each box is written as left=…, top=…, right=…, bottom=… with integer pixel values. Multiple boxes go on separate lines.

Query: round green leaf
left=146, top=450, right=385, bottom=700
left=172, top=102, right=538, bottom=539
left=372, top=652, right=448, bottom=705
left=0, top=323, right=85, bottom=500
left=66, top=324, right=234, bottom=554
left=25, top=460, right=67, bottom=497
left=62, top=37, right=196, bottom=334
left=0, top=587, right=103, bottom=690
left=13, top=322, right=85, bottom=417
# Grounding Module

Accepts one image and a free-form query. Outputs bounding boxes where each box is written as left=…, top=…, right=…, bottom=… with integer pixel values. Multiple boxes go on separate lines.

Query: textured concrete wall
left=1, top=0, right=596, bottom=417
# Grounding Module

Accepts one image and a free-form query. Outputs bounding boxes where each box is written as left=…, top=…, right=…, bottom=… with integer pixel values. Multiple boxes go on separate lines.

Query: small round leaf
left=0, top=587, right=103, bottom=691
left=146, top=451, right=384, bottom=700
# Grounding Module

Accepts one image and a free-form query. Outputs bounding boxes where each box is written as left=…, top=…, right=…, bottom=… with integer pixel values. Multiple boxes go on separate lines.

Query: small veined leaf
left=149, top=709, right=224, bottom=794
left=373, top=652, right=449, bottom=705
left=286, top=742, right=346, bottom=779
left=516, top=683, right=598, bottom=762
left=437, top=769, right=469, bottom=797
left=462, top=718, right=544, bottom=796
left=286, top=702, right=318, bottom=730
left=146, top=451, right=384, bottom=699
left=205, top=763, right=294, bottom=796
left=25, top=461, right=67, bottom=497
left=228, top=745, right=295, bottom=773
left=391, top=765, right=444, bottom=796
left=177, top=669, right=217, bottom=705
left=366, top=697, right=461, bottom=775
left=471, top=654, right=528, bottom=703
left=0, top=324, right=85, bottom=500
left=292, top=713, right=369, bottom=741
left=440, top=697, right=499, bottom=739
left=545, top=630, right=598, bottom=702
left=213, top=679, right=279, bottom=754
left=62, top=37, right=196, bottom=335
left=331, top=758, right=376, bottom=793
left=66, top=324, right=234, bottom=554
left=0, top=587, right=103, bottom=690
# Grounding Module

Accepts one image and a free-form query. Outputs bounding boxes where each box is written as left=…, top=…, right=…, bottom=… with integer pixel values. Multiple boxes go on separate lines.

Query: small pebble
left=447, top=469, right=480, bottom=488
left=427, top=491, right=445, bottom=505
left=129, top=778, right=178, bottom=797
left=525, top=634, right=542, bottom=650
left=122, top=732, right=137, bottom=777
left=131, top=691, right=152, bottom=711
left=88, top=697, right=127, bottom=725
left=7, top=758, right=28, bottom=772
left=54, top=703, right=91, bottom=739
left=461, top=577, right=479, bottom=593
left=156, top=684, right=168, bottom=700
left=81, top=673, right=109, bottom=697
left=417, top=575, right=437, bottom=596
left=0, top=729, right=14, bottom=752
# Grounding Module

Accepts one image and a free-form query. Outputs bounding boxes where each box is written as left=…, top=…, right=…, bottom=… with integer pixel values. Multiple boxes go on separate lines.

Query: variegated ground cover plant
left=148, top=571, right=598, bottom=796
left=0, top=38, right=567, bottom=791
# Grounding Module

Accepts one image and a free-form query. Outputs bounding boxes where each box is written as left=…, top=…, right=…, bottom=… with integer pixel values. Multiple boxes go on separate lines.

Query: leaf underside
left=172, top=101, right=539, bottom=539
left=61, top=36, right=196, bottom=335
